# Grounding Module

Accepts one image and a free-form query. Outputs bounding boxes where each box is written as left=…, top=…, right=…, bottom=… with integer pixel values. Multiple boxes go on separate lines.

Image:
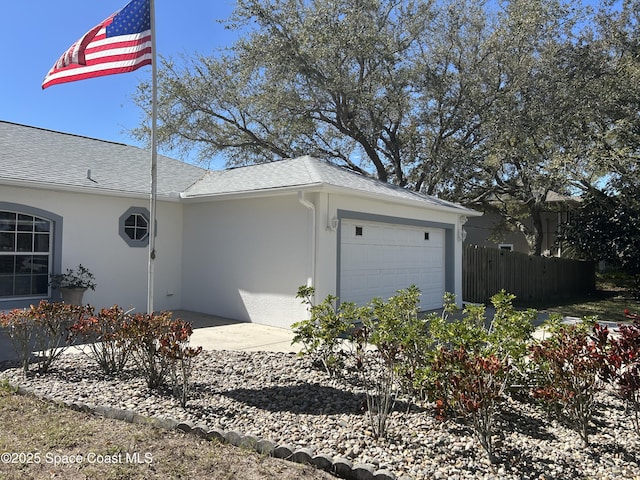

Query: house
left=0, top=121, right=480, bottom=329
left=463, top=192, right=580, bottom=257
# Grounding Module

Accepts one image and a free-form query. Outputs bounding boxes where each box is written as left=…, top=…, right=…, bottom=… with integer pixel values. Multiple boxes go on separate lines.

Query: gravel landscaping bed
left=1, top=350, right=639, bottom=479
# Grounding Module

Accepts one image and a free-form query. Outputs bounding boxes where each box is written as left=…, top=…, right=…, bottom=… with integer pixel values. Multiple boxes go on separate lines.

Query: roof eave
left=181, top=181, right=482, bottom=216
left=0, top=178, right=181, bottom=202
left=179, top=183, right=324, bottom=202
left=321, top=184, right=482, bottom=216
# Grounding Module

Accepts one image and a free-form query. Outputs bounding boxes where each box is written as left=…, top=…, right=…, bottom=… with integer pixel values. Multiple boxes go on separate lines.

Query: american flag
left=42, top=0, right=152, bottom=89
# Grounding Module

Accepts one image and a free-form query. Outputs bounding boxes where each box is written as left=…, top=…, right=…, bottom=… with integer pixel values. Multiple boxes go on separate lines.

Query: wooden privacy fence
left=463, top=245, right=596, bottom=304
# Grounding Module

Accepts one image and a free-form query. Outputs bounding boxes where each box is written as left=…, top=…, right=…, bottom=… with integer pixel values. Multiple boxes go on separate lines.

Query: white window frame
left=0, top=211, right=55, bottom=301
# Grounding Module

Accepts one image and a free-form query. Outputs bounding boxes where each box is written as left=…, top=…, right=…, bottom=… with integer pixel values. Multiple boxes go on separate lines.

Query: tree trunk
left=530, top=205, right=545, bottom=256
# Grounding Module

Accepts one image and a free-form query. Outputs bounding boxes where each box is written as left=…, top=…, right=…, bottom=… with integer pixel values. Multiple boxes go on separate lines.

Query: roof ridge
left=298, top=156, right=326, bottom=183
left=0, top=120, right=131, bottom=148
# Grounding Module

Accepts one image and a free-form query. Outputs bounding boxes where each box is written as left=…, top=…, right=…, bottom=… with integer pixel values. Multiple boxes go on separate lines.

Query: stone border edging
left=10, top=384, right=404, bottom=480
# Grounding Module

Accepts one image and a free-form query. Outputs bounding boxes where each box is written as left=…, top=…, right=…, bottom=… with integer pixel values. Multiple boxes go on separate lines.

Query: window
left=498, top=244, right=513, bottom=251
left=119, top=207, right=150, bottom=247
left=0, top=211, right=51, bottom=298
left=125, top=213, right=148, bottom=241
left=424, top=232, right=430, bottom=240
left=355, top=226, right=363, bottom=236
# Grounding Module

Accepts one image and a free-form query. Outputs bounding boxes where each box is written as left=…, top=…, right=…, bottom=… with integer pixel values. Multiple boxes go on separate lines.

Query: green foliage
left=49, top=264, right=96, bottom=291
left=558, top=181, right=640, bottom=290
left=379, top=286, right=433, bottom=401
left=294, top=285, right=425, bottom=438
left=367, top=285, right=426, bottom=370
left=132, top=0, right=640, bottom=258
left=293, top=285, right=538, bottom=450
left=426, top=291, right=534, bottom=367
left=486, top=291, right=536, bottom=387
left=427, top=303, right=487, bottom=353
left=292, top=285, right=364, bottom=375
left=131, top=0, right=495, bottom=194
left=354, top=286, right=424, bottom=439
left=0, top=378, right=16, bottom=393
left=420, top=290, right=534, bottom=461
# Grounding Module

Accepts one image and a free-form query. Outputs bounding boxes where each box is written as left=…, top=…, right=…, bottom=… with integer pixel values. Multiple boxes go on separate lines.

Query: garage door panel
left=340, top=219, right=445, bottom=311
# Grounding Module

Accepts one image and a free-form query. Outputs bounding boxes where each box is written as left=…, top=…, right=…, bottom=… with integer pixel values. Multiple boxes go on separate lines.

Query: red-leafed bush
left=123, top=311, right=176, bottom=389
left=70, top=305, right=131, bottom=375
left=0, top=301, right=89, bottom=375
left=123, top=311, right=202, bottom=402
left=529, top=321, right=608, bottom=446
left=159, top=320, right=203, bottom=407
left=432, top=346, right=509, bottom=463
left=595, top=320, right=640, bottom=435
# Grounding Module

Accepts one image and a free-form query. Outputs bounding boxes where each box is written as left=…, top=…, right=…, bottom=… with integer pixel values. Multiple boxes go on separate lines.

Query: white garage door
left=340, top=219, right=445, bottom=311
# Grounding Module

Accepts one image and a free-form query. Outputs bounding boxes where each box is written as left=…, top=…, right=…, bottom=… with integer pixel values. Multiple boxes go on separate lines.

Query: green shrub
left=292, top=285, right=365, bottom=375
left=422, top=290, right=534, bottom=462
left=423, top=291, right=535, bottom=399
left=354, top=286, right=424, bottom=438
left=292, top=285, right=536, bottom=452
left=486, top=291, right=536, bottom=389
left=293, top=285, right=425, bottom=438
left=352, top=286, right=424, bottom=437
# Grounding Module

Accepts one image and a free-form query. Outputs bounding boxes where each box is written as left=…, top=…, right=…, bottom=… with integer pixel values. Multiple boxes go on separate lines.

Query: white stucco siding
left=0, top=186, right=184, bottom=313
left=181, top=194, right=311, bottom=329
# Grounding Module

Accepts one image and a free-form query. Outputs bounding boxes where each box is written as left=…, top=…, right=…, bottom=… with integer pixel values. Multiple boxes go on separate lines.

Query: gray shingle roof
left=184, top=155, right=474, bottom=213
left=1, top=121, right=475, bottom=214
left=0, top=121, right=205, bottom=197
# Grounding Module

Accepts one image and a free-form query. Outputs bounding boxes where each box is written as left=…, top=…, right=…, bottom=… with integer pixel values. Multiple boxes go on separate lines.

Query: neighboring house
left=463, top=192, right=580, bottom=257
left=0, top=121, right=479, bottom=329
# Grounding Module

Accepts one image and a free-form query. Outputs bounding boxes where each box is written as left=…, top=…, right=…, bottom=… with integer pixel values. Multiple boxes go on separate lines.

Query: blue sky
left=1, top=1, right=239, bottom=169
left=2, top=1, right=604, bottom=172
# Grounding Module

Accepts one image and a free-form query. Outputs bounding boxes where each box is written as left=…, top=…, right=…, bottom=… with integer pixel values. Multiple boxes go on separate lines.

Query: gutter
left=182, top=182, right=481, bottom=217
left=297, top=191, right=316, bottom=292
left=0, top=178, right=183, bottom=202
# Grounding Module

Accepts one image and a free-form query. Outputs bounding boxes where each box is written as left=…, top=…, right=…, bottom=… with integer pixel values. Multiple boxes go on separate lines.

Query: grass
left=525, top=272, right=640, bottom=323
left=0, top=382, right=335, bottom=480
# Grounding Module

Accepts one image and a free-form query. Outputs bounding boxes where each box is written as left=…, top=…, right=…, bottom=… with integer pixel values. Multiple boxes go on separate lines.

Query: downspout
left=298, top=191, right=316, bottom=290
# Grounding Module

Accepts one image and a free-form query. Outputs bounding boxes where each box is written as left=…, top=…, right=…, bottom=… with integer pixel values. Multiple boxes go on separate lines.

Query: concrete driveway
left=0, top=310, right=300, bottom=363
left=173, top=310, right=299, bottom=353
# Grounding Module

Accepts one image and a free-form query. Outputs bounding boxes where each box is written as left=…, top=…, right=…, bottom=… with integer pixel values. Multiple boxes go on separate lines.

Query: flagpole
left=147, top=0, right=158, bottom=314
